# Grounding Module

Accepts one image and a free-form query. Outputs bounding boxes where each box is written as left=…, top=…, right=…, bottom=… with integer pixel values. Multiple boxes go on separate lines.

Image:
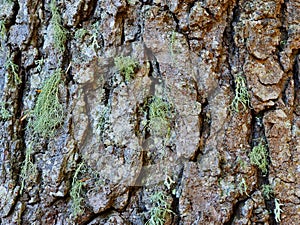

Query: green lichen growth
left=147, top=96, right=173, bottom=138
left=145, top=191, right=174, bottom=225
left=114, top=56, right=138, bottom=82
left=5, top=58, right=21, bottom=85
left=97, top=105, right=110, bottom=137
left=169, top=31, right=177, bottom=64
left=238, top=177, right=248, bottom=196
left=230, top=74, right=250, bottom=112
left=0, top=20, right=6, bottom=40
left=31, top=69, right=64, bottom=137
left=249, top=141, right=268, bottom=175
left=74, top=28, right=88, bottom=41
left=20, top=142, right=38, bottom=193
left=261, top=184, right=273, bottom=200
left=35, top=58, right=44, bottom=72
left=0, top=101, right=11, bottom=120
left=274, top=198, right=283, bottom=222
left=70, top=162, right=85, bottom=217
left=91, top=22, right=101, bottom=51
left=50, top=0, right=67, bottom=53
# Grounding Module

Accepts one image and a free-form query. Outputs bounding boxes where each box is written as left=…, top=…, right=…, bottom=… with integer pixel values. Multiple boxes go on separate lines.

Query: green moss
left=30, top=69, right=64, bottom=137
left=230, top=74, right=250, bottom=112
left=145, top=191, right=174, bottom=225
left=249, top=141, right=268, bottom=175
left=5, top=58, right=21, bottom=85
left=20, top=142, right=38, bottom=193
left=114, top=56, right=138, bottom=82
left=147, top=96, right=173, bottom=138
left=50, top=0, right=67, bottom=53
left=261, top=184, right=273, bottom=200
left=70, top=162, right=85, bottom=217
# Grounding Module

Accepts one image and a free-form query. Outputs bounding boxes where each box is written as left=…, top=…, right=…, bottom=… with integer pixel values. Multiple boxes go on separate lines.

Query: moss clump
left=145, top=191, right=174, bottom=225
left=50, top=0, right=67, bottom=53
left=31, top=69, right=64, bottom=137
left=70, top=162, right=85, bottom=217
left=230, top=74, right=250, bottom=112
left=249, top=141, right=268, bottom=175
left=114, top=56, right=138, bottom=82
left=147, top=96, right=173, bottom=138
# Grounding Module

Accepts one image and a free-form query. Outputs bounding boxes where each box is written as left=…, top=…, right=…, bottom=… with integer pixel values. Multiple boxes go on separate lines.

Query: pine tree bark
left=0, top=0, right=299, bottom=224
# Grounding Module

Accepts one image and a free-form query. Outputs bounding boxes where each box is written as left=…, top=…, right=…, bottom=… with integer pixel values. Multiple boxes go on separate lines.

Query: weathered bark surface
left=0, top=0, right=299, bottom=224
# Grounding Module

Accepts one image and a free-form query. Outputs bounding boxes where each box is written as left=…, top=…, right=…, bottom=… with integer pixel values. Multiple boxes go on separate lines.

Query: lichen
left=50, top=0, right=67, bottom=53
left=230, top=74, right=251, bottom=112
left=145, top=191, right=174, bottom=225
left=114, top=56, right=139, bottom=82
left=30, top=69, right=64, bottom=137
left=147, top=96, right=173, bottom=138
left=70, top=162, right=85, bottom=217
left=249, top=141, right=268, bottom=175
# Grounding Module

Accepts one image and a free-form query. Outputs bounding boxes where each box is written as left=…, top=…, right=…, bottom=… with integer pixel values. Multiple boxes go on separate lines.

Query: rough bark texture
left=0, top=0, right=299, bottom=224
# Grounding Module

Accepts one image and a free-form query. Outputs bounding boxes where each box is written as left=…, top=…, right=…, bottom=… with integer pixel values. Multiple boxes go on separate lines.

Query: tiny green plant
left=230, top=74, right=250, bottom=112
left=147, top=96, right=173, bottom=138
left=261, top=184, right=273, bottom=200
left=5, top=58, right=21, bottom=85
left=0, top=101, right=11, bottom=120
left=20, top=142, right=38, bottom=193
left=50, top=0, right=67, bottom=53
left=249, top=141, right=268, bottom=175
left=114, top=56, right=138, bottom=82
left=145, top=191, right=174, bottom=225
left=274, top=198, right=283, bottom=222
left=70, top=162, right=85, bottom=217
left=30, top=69, right=64, bottom=137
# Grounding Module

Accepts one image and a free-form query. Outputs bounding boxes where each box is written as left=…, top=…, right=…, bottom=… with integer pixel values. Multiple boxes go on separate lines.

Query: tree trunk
left=0, top=0, right=299, bottom=224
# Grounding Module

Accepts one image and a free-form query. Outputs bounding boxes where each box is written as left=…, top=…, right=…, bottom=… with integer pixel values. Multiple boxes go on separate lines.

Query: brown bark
left=0, top=0, right=299, bottom=224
